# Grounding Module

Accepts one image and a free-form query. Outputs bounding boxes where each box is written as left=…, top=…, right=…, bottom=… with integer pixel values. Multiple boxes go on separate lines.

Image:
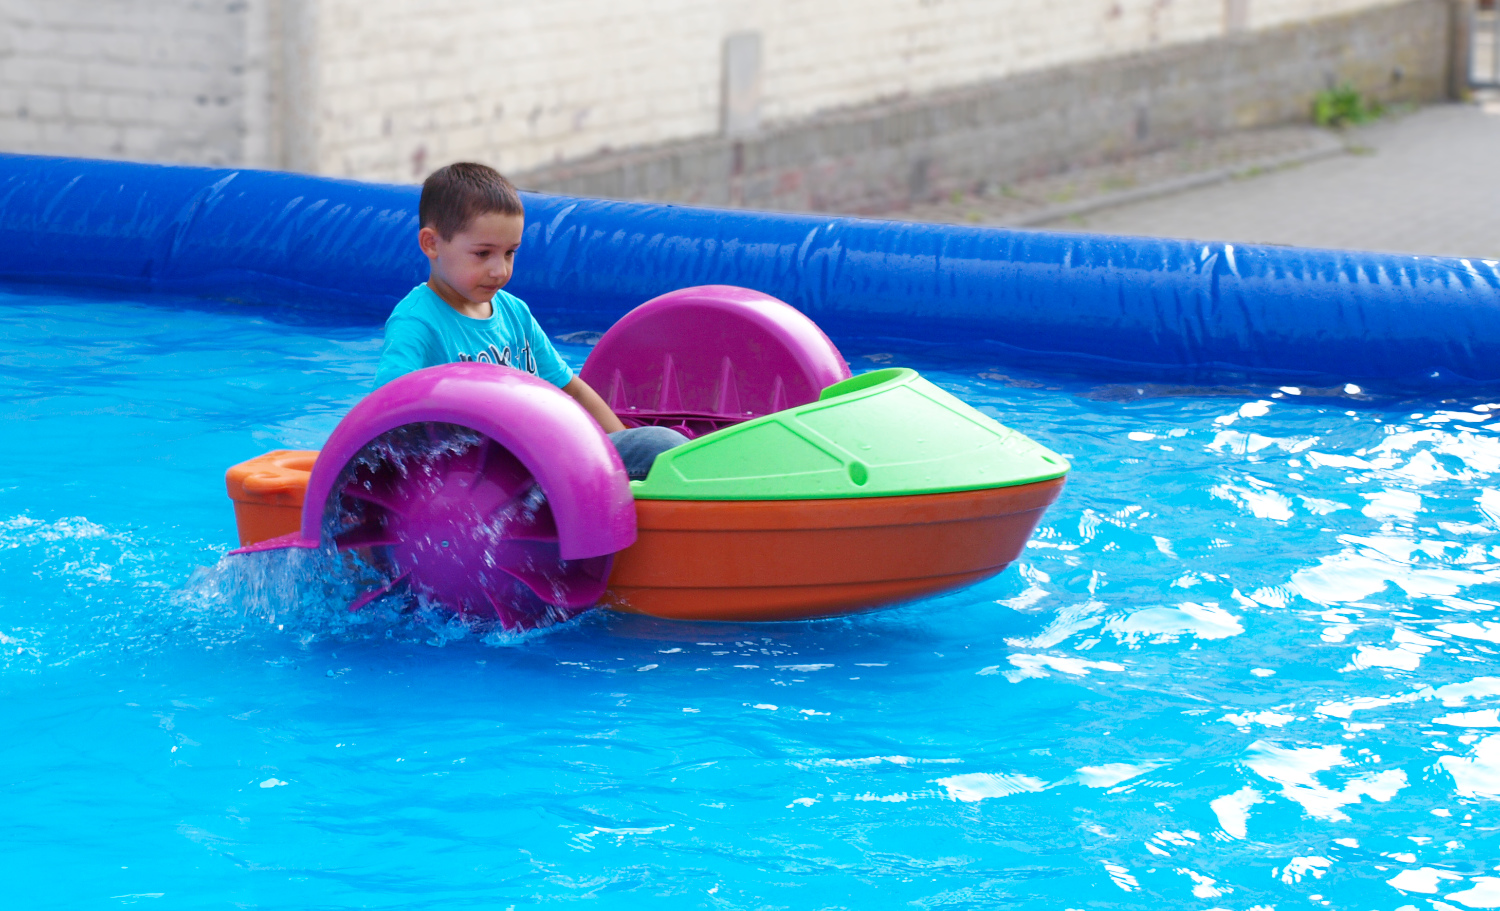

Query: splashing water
left=181, top=543, right=566, bottom=649
left=179, top=421, right=589, bottom=644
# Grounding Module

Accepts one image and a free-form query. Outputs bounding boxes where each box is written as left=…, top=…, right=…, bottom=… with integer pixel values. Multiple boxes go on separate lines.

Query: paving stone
left=1037, top=99, right=1500, bottom=260
left=901, top=125, right=1345, bottom=227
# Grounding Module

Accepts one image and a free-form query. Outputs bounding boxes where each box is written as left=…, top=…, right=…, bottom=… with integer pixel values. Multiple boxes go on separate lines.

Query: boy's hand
left=561, top=377, right=628, bottom=434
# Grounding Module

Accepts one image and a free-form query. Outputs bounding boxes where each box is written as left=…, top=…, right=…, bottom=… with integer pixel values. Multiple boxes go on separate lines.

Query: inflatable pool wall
left=1, top=154, right=1497, bottom=388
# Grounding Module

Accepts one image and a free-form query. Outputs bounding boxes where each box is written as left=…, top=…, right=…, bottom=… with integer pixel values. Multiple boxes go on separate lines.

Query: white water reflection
left=1176, top=866, right=1226, bottom=898
left=1209, top=786, right=1263, bottom=839
left=1219, top=710, right=1294, bottom=728
left=1447, top=877, right=1500, bottom=908
left=1290, top=534, right=1500, bottom=605
left=1440, top=621, right=1500, bottom=643
left=1361, top=489, right=1422, bottom=520
left=1279, top=855, right=1332, bottom=885
left=1105, top=602, right=1243, bottom=645
left=1343, top=627, right=1441, bottom=673
left=1376, top=428, right=1500, bottom=476
left=1434, top=709, right=1500, bottom=728
left=1071, top=761, right=1166, bottom=788
left=935, top=772, right=1047, bottom=802
left=1211, top=478, right=1295, bottom=520
left=989, top=653, right=1124, bottom=682
left=1438, top=735, right=1500, bottom=798
left=1242, top=740, right=1406, bottom=822
left=1005, top=597, right=1103, bottom=648
left=1482, top=488, right=1500, bottom=526
left=1388, top=866, right=1464, bottom=894
left=1316, top=676, right=1500, bottom=718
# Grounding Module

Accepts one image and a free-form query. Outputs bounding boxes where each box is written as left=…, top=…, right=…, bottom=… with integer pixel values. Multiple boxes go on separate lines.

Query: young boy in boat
left=375, top=161, right=685, bottom=478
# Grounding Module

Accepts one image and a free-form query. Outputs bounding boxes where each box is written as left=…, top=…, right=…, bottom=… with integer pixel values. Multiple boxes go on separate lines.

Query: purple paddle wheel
left=329, top=423, right=612, bottom=629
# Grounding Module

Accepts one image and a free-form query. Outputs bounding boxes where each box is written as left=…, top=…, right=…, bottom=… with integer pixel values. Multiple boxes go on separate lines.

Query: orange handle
left=241, top=472, right=303, bottom=495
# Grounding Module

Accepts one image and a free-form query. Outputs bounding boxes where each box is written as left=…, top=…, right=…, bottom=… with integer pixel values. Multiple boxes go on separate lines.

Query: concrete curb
left=997, top=136, right=1350, bottom=228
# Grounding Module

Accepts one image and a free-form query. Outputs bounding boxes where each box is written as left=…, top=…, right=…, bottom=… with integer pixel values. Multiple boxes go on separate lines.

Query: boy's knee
left=608, top=426, right=690, bottom=481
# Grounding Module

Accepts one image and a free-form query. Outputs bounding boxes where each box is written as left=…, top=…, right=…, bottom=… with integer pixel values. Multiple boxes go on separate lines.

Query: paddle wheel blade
left=333, top=423, right=612, bottom=628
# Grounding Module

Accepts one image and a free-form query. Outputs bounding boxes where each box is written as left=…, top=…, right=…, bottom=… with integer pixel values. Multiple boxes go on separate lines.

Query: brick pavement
left=1039, top=99, right=1500, bottom=260
left=901, top=124, right=1345, bottom=227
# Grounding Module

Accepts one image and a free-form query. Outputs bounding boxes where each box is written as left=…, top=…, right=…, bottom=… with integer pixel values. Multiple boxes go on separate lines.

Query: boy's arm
left=561, top=376, right=627, bottom=434
left=515, top=305, right=624, bottom=432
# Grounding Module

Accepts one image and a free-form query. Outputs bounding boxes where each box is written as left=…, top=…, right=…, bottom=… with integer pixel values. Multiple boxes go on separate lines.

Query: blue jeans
left=608, top=426, right=690, bottom=481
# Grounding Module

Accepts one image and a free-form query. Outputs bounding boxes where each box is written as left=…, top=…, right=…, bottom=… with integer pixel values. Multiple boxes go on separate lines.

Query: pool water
left=3, top=285, right=1500, bottom=910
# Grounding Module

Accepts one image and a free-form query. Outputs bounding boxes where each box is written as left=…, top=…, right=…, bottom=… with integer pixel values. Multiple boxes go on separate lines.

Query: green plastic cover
left=631, top=368, right=1070, bottom=500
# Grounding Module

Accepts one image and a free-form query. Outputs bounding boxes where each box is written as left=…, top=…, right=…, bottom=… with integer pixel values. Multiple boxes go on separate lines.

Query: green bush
left=1313, top=84, right=1383, bottom=127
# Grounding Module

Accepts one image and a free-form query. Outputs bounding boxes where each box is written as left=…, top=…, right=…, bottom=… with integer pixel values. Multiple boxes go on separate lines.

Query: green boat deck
left=631, top=367, right=1070, bottom=501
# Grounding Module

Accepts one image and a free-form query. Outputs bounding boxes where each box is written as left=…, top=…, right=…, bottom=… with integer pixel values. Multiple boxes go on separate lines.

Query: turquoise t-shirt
left=374, top=284, right=573, bottom=389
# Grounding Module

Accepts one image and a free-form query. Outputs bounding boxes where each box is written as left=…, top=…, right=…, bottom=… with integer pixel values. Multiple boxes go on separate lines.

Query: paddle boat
left=225, top=285, right=1069, bottom=627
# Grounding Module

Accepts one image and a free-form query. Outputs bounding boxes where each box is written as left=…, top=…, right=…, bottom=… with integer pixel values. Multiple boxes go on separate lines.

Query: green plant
left=1313, top=84, right=1382, bottom=127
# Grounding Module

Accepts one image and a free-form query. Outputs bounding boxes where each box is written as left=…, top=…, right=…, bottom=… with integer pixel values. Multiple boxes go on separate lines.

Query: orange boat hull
left=226, top=450, right=318, bottom=546
left=226, top=451, right=1064, bottom=622
left=605, top=478, right=1065, bottom=621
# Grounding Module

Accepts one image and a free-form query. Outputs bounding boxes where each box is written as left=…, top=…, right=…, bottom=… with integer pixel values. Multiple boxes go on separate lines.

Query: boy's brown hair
left=419, top=162, right=524, bottom=240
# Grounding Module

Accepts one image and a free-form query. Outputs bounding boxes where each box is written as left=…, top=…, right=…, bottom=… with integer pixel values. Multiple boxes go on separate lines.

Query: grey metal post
left=1452, top=0, right=1476, bottom=95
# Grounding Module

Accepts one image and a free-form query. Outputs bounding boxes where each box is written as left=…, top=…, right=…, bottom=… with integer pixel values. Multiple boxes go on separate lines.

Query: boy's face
left=418, top=211, right=525, bottom=305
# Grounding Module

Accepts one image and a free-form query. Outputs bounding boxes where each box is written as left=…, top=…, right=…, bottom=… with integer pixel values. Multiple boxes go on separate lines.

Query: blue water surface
left=3, top=285, right=1500, bottom=910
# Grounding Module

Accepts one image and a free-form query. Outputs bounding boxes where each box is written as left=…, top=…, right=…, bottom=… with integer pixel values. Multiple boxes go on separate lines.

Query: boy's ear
left=417, top=226, right=441, bottom=259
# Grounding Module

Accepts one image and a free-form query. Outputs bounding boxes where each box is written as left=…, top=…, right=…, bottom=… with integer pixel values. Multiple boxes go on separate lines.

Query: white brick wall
left=0, top=0, right=255, bottom=166
left=0, top=0, right=1410, bottom=178
left=1251, top=0, right=1407, bottom=30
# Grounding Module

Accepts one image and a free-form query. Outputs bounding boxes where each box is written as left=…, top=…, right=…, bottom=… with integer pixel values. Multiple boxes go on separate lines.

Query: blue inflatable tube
left=0, top=153, right=1496, bottom=387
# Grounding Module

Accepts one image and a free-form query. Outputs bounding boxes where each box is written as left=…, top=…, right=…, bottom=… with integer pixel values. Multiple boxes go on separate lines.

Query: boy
left=375, top=162, right=685, bottom=479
